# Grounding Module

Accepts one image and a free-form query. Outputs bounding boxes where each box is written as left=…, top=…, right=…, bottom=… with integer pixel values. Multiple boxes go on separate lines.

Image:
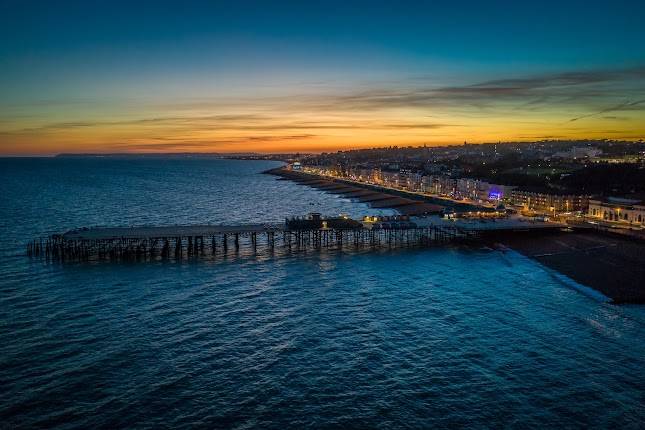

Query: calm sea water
left=0, top=158, right=643, bottom=429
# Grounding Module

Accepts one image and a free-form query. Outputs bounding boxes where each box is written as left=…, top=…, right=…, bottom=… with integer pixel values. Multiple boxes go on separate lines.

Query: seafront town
left=264, top=145, right=645, bottom=303
left=278, top=140, right=645, bottom=236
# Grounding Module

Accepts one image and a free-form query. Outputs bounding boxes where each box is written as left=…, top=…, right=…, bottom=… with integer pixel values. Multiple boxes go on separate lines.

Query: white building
left=588, top=197, right=645, bottom=225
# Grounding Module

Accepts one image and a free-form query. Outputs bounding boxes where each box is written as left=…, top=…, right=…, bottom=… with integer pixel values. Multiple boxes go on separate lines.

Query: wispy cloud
left=9, top=115, right=458, bottom=134
left=315, top=66, right=645, bottom=113
left=2, top=65, right=645, bottom=153
left=568, top=99, right=645, bottom=122
left=113, top=134, right=317, bottom=151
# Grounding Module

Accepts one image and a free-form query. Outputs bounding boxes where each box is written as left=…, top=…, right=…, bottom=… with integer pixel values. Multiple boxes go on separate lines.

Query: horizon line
left=1, top=137, right=643, bottom=158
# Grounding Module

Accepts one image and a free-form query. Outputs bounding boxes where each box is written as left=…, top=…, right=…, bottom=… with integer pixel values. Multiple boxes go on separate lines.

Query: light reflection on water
left=0, top=158, right=643, bottom=429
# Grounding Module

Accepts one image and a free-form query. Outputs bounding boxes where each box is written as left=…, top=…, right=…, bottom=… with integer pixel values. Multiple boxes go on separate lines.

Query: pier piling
left=26, top=218, right=555, bottom=264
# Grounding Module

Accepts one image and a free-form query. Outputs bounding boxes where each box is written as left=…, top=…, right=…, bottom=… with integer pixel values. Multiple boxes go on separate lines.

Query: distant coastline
left=52, top=153, right=299, bottom=163
left=55, top=152, right=236, bottom=158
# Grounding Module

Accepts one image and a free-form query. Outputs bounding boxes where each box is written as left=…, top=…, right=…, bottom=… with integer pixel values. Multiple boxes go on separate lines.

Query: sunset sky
left=1, top=1, right=645, bottom=155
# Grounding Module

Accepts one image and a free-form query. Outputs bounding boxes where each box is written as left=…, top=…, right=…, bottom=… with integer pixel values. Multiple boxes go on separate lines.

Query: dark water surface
left=0, top=158, right=643, bottom=429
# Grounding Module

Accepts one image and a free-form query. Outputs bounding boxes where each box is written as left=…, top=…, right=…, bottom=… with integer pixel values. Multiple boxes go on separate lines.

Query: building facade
left=510, top=189, right=589, bottom=213
left=588, top=197, right=645, bottom=225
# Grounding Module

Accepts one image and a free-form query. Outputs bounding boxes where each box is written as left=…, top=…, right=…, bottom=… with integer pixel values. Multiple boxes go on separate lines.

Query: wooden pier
left=26, top=223, right=477, bottom=263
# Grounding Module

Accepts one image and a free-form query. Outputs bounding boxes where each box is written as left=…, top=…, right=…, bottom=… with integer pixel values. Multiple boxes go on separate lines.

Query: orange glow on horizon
left=3, top=113, right=644, bottom=156
left=3, top=73, right=645, bottom=156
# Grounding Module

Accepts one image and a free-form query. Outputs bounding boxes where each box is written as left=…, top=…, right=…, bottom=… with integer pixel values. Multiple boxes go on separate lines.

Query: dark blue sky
left=3, top=1, right=644, bottom=67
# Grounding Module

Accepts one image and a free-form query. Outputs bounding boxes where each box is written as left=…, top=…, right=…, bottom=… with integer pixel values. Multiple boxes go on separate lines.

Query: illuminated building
left=510, top=189, right=588, bottom=214
left=588, top=197, right=645, bottom=225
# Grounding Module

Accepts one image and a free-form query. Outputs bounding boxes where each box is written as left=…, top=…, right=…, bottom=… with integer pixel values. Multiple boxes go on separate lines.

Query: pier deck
left=61, top=224, right=282, bottom=240
left=29, top=222, right=474, bottom=262
left=27, top=216, right=567, bottom=263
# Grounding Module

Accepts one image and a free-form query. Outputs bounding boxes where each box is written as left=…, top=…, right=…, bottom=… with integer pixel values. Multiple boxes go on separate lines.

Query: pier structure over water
left=27, top=223, right=475, bottom=262
left=27, top=215, right=564, bottom=263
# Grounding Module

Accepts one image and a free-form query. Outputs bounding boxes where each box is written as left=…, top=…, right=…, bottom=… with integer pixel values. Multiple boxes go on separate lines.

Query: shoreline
left=486, top=230, right=645, bottom=304
left=266, top=167, right=478, bottom=215
left=266, top=167, right=644, bottom=304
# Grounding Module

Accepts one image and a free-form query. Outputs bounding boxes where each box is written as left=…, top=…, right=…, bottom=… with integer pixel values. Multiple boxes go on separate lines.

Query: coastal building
left=588, top=197, right=645, bottom=225
left=380, top=170, right=401, bottom=188
left=405, top=171, right=424, bottom=192
left=477, top=183, right=515, bottom=203
left=418, top=175, right=512, bottom=204
left=420, top=175, right=434, bottom=193
left=347, top=167, right=373, bottom=183
left=510, top=188, right=589, bottom=214
left=429, top=175, right=457, bottom=196
left=456, top=178, right=481, bottom=200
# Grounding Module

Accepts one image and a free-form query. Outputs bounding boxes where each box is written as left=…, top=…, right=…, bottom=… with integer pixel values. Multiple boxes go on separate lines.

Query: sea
left=0, top=158, right=643, bottom=429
